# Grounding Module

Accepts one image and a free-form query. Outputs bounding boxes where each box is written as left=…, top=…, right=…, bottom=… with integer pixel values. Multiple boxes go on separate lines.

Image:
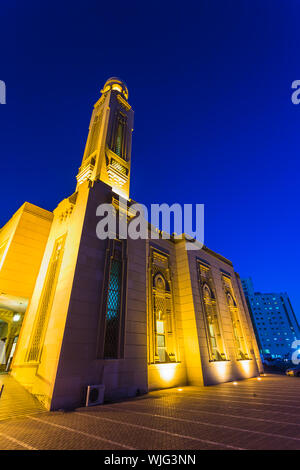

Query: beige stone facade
left=3, top=78, right=263, bottom=410
left=0, top=203, right=52, bottom=371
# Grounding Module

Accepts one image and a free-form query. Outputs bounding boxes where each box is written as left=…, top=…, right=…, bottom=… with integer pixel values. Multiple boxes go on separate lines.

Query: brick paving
left=0, top=374, right=46, bottom=422
left=0, top=374, right=300, bottom=450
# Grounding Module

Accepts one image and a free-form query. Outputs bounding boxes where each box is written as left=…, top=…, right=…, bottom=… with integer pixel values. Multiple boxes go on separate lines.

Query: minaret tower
left=76, top=77, right=134, bottom=199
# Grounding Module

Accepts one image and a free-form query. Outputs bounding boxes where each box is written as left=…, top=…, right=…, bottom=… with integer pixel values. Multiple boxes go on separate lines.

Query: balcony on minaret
left=106, top=154, right=129, bottom=188
left=76, top=156, right=95, bottom=186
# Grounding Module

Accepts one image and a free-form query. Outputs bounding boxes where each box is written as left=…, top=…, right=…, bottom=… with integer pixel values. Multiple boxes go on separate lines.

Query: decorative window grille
left=198, top=262, right=227, bottom=361
left=110, top=158, right=128, bottom=175
left=99, top=239, right=126, bottom=359
left=222, top=275, right=249, bottom=360
left=156, top=317, right=166, bottom=363
left=115, top=121, right=124, bottom=157
left=104, top=256, right=122, bottom=358
left=111, top=113, right=127, bottom=160
left=27, top=236, right=65, bottom=362
left=148, top=248, right=178, bottom=364
left=85, top=112, right=102, bottom=160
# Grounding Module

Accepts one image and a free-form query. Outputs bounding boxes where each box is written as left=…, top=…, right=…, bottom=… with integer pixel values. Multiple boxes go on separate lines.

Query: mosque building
left=0, top=78, right=262, bottom=409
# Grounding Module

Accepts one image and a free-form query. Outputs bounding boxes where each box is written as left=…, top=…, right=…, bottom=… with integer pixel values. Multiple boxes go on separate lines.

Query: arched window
left=100, top=239, right=127, bottom=359
left=148, top=250, right=178, bottom=364
left=104, top=256, right=122, bottom=358
left=85, top=112, right=102, bottom=160
left=27, top=235, right=66, bottom=362
left=226, top=292, right=236, bottom=307
left=225, top=291, right=249, bottom=360
left=202, top=283, right=226, bottom=361
left=115, top=120, right=124, bottom=157
left=153, top=274, right=170, bottom=363
left=111, top=113, right=127, bottom=159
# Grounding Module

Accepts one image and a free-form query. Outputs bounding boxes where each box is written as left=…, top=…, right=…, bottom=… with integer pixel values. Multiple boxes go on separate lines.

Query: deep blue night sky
left=1, top=1, right=299, bottom=319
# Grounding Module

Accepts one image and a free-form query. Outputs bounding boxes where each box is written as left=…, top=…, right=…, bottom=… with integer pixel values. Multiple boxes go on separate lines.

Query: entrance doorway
left=0, top=313, right=23, bottom=372
left=0, top=294, right=27, bottom=372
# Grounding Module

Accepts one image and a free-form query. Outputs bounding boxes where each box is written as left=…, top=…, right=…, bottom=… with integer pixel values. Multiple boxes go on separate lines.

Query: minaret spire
left=76, top=77, right=134, bottom=199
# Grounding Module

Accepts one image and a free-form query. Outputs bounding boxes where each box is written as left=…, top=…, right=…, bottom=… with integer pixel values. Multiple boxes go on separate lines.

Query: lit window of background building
left=241, top=277, right=300, bottom=362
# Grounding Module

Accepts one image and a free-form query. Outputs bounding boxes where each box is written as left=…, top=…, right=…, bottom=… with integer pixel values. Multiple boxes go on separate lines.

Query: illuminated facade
left=1, top=78, right=263, bottom=410
left=0, top=203, right=52, bottom=371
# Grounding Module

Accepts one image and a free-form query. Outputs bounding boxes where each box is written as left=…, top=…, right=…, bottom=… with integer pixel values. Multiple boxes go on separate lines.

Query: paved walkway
left=0, top=373, right=45, bottom=422
left=0, top=374, right=300, bottom=450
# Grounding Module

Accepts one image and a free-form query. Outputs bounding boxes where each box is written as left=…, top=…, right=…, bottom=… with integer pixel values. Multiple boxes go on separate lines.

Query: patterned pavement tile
left=0, top=374, right=299, bottom=450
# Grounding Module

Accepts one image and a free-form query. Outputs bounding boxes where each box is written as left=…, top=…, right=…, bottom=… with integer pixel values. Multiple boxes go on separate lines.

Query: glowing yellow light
left=112, top=84, right=122, bottom=93
left=233, top=381, right=238, bottom=385
left=112, top=187, right=129, bottom=200
left=257, top=377, right=262, bottom=381
left=158, top=363, right=177, bottom=382
left=214, top=361, right=228, bottom=380
left=177, top=388, right=183, bottom=391
left=239, top=360, right=251, bottom=375
left=13, top=314, right=21, bottom=322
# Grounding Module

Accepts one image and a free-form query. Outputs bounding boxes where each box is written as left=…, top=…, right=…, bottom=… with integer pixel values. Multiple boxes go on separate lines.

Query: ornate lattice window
left=99, top=239, right=127, bottom=359
left=222, top=275, right=249, bottom=360
left=148, top=249, right=178, bottom=364
left=198, top=262, right=227, bottom=361
left=115, top=120, right=124, bottom=157
left=104, top=257, right=122, bottom=358
left=27, top=235, right=66, bottom=362
left=111, top=113, right=127, bottom=160
left=85, top=111, right=103, bottom=160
